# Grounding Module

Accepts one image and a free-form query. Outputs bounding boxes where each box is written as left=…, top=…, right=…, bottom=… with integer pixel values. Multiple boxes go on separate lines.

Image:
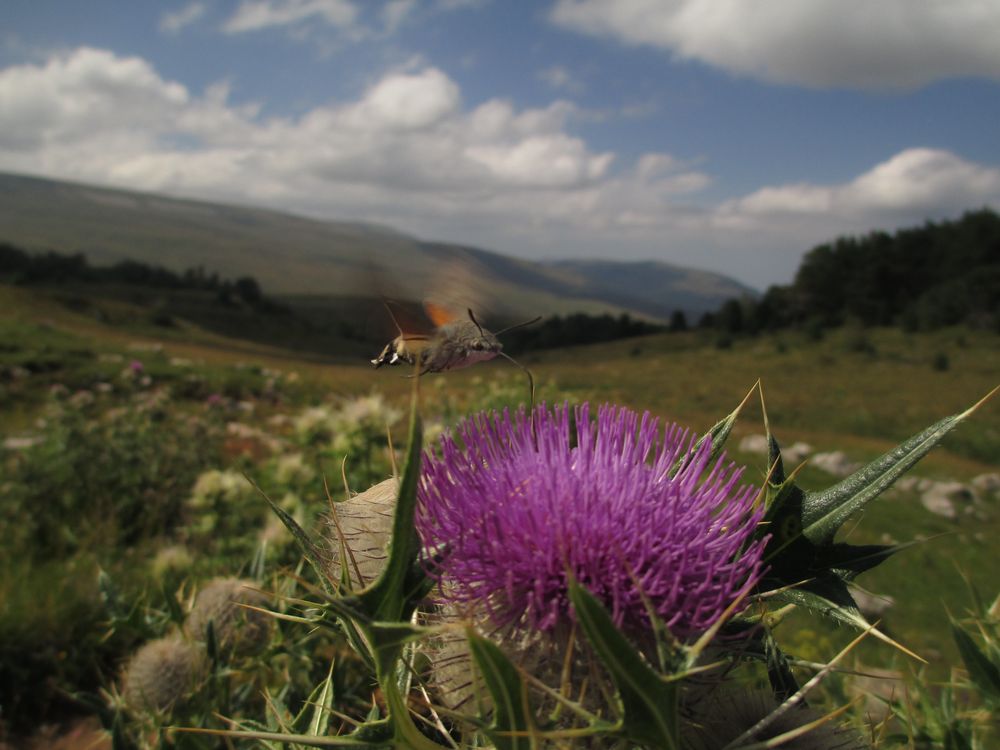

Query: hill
left=0, top=171, right=751, bottom=321
left=548, top=259, right=756, bottom=321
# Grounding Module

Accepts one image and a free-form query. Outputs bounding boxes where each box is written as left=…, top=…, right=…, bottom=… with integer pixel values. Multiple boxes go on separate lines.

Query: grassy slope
left=3, top=285, right=999, bottom=674
left=0, top=172, right=748, bottom=320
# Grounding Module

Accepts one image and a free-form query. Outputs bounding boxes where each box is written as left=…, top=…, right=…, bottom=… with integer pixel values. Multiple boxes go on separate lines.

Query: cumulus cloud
left=222, top=0, right=358, bottom=34
left=160, top=2, right=207, bottom=33
left=538, top=65, right=584, bottom=93
left=380, top=0, right=417, bottom=33
left=550, top=0, right=1000, bottom=89
left=0, top=47, right=696, bottom=230
left=717, top=149, right=1000, bottom=234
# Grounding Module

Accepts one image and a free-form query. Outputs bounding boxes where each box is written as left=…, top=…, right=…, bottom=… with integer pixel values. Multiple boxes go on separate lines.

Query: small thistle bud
left=186, top=578, right=271, bottom=657
left=122, top=635, right=206, bottom=714
left=326, top=477, right=399, bottom=588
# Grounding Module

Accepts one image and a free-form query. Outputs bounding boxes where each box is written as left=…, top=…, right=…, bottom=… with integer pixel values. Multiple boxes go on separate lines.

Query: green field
left=2, top=282, right=998, bottom=744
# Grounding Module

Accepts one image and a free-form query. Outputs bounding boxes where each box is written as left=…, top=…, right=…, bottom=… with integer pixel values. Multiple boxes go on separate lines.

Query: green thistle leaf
left=467, top=629, right=537, bottom=750
left=357, top=409, right=427, bottom=625
left=255, top=481, right=331, bottom=593
left=801, top=388, right=997, bottom=545
left=672, top=381, right=756, bottom=476
left=568, top=579, right=680, bottom=750
left=951, top=620, right=1000, bottom=708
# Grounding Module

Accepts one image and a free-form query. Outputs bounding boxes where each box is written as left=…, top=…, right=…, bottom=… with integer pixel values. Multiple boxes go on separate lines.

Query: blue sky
left=2, top=1, right=999, bottom=288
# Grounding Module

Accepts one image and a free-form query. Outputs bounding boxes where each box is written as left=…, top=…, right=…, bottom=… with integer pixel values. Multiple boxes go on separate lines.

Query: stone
left=738, top=434, right=769, bottom=454
left=810, top=451, right=861, bottom=477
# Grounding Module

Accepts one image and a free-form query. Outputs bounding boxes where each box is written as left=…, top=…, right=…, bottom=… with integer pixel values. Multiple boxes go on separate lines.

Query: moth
left=371, top=301, right=540, bottom=401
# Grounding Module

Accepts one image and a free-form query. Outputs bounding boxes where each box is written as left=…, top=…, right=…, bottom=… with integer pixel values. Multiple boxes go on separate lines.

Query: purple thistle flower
left=417, top=403, right=767, bottom=636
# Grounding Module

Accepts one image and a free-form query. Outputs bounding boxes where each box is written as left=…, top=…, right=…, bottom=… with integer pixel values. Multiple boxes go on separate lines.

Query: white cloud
left=160, top=2, right=207, bottom=33
left=349, top=68, right=460, bottom=130
left=381, top=0, right=417, bottom=34
left=550, top=0, right=1000, bottom=89
left=435, top=0, right=490, bottom=10
left=538, top=65, right=584, bottom=93
left=0, top=48, right=188, bottom=152
left=0, top=47, right=662, bottom=216
left=222, top=0, right=358, bottom=34
left=717, top=149, right=1000, bottom=233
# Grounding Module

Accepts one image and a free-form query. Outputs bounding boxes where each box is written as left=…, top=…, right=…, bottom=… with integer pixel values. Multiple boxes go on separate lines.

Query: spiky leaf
left=569, top=579, right=679, bottom=749
left=468, top=629, right=536, bottom=750
left=357, top=410, right=426, bottom=625
left=672, top=382, right=756, bottom=476
left=801, top=391, right=996, bottom=544
left=258, top=487, right=331, bottom=592
left=952, top=620, right=1000, bottom=707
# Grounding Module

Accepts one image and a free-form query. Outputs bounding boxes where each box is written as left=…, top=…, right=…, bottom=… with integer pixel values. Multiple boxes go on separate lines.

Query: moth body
left=371, top=317, right=502, bottom=374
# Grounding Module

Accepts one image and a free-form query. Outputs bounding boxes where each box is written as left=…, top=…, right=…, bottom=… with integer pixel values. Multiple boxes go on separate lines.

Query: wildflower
left=273, top=452, right=315, bottom=486
left=417, top=403, right=766, bottom=636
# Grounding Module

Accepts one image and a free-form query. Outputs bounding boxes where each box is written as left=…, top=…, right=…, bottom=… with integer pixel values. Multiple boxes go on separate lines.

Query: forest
left=711, top=208, right=1000, bottom=334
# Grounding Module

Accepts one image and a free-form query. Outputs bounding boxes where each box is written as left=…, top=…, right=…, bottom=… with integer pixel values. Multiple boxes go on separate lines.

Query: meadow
left=1, top=282, right=998, bottom=747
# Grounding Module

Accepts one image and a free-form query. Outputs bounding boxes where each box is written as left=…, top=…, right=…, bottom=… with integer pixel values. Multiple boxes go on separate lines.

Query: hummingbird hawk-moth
left=371, top=300, right=540, bottom=402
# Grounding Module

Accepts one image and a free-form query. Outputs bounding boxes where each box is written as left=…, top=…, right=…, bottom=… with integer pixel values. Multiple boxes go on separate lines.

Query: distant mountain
left=546, top=259, right=757, bottom=321
left=0, top=172, right=752, bottom=321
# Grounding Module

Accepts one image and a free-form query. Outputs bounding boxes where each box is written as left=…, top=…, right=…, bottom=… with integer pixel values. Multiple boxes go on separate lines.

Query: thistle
left=186, top=577, right=271, bottom=657
left=416, top=403, right=767, bottom=637
left=121, top=635, right=206, bottom=714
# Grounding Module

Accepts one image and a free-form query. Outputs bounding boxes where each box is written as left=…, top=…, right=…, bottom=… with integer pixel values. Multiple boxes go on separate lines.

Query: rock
left=971, top=473, right=1000, bottom=495
left=784, top=441, right=813, bottom=464
left=810, top=451, right=861, bottom=477
left=738, top=434, right=769, bottom=454
left=921, top=494, right=956, bottom=519
left=849, top=586, right=895, bottom=620
left=919, top=481, right=972, bottom=519
left=737, top=435, right=811, bottom=464
left=2, top=435, right=42, bottom=451
left=848, top=667, right=905, bottom=723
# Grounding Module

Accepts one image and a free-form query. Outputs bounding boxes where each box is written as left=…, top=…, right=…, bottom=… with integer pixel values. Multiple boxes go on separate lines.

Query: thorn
left=965, top=383, right=1000, bottom=417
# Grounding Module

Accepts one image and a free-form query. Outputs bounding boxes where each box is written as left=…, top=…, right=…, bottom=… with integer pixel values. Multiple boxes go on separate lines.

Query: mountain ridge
left=0, top=171, right=753, bottom=321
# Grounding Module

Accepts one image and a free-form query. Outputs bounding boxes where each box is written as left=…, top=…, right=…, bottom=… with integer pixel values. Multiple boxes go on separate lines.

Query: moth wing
left=380, top=298, right=432, bottom=340
left=423, top=301, right=462, bottom=328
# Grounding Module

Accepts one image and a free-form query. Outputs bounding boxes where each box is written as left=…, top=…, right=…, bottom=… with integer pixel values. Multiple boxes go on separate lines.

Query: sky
left=1, top=1, right=999, bottom=289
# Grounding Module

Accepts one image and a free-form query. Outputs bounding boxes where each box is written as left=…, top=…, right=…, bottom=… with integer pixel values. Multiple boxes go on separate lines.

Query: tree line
left=0, top=242, right=276, bottom=311
left=705, top=208, right=1000, bottom=335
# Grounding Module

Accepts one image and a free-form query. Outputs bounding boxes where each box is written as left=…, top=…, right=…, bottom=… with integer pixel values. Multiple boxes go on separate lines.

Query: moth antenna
left=382, top=299, right=406, bottom=337
left=494, top=315, right=542, bottom=336
left=498, top=351, right=535, bottom=412
left=467, top=308, right=485, bottom=336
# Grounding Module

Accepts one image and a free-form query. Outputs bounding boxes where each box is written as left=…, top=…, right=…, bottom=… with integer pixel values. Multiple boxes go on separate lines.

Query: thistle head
left=186, top=578, right=271, bottom=657
left=122, top=635, right=206, bottom=715
left=416, top=403, right=767, bottom=638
